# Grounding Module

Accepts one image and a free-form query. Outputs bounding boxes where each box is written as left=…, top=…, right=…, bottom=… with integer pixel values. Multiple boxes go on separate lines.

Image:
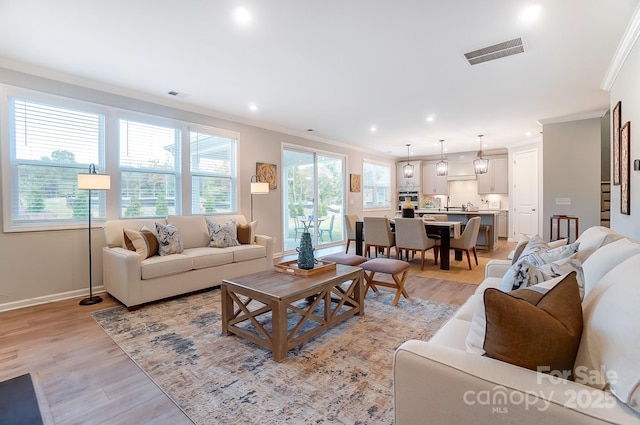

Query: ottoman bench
left=320, top=253, right=368, bottom=266
left=360, top=258, right=410, bottom=307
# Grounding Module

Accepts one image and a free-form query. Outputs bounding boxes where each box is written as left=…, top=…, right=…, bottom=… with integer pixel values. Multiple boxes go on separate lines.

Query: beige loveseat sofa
left=103, top=214, right=273, bottom=309
left=394, top=226, right=640, bottom=424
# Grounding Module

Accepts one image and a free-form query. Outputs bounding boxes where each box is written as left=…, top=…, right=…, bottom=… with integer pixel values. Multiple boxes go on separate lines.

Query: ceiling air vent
left=464, top=37, right=524, bottom=65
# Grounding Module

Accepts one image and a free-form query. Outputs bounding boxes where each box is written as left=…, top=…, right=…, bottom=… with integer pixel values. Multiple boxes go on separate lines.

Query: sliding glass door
left=283, top=148, right=345, bottom=252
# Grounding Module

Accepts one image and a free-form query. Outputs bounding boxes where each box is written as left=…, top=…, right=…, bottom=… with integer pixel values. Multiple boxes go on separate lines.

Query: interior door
left=513, top=149, right=539, bottom=239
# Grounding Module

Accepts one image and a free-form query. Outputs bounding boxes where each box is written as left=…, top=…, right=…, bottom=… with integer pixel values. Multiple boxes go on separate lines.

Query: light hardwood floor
left=0, top=240, right=514, bottom=424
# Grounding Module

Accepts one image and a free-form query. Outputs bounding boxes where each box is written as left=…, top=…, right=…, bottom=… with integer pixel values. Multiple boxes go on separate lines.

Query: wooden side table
left=550, top=215, right=579, bottom=243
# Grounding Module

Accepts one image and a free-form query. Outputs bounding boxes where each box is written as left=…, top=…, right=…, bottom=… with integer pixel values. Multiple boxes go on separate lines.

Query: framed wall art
left=256, top=162, right=277, bottom=190
left=620, top=121, right=630, bottom=215
left=613, top=101, right=621, bottom=185
left=350, top=174, right=361, bottom=192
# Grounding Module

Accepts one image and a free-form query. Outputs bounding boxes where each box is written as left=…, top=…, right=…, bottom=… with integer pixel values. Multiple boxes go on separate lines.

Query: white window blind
left=119, top=119, right=179, bottom=217
left=190, top=129, right=237, bottom=214
left=362, top=160, right=391, bottom=209
left=8, top=97, right=105, bottom=227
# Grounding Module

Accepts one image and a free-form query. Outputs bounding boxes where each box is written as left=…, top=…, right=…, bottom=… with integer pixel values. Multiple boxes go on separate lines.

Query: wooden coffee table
left=221, top=264, right=364, bottom=362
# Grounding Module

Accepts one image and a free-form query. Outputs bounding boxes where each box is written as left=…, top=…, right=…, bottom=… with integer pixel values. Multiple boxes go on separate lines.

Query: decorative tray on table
left=274, top=260, right=336, bottom=276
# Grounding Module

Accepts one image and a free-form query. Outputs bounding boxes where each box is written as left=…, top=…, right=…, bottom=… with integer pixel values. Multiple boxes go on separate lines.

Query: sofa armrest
left=485, top=259, right=511, bottom=278
left=102, top=247, right=143, bottom=307
left=394, top=340, right=637, bottom=425
left=254, top=234, right=274, bottom=266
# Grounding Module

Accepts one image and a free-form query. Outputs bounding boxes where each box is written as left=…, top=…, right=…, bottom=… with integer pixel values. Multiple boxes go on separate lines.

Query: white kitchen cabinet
left=497, top=211, right=508, bottom=238
left=397, top=160, right=422, bottom=190
left=422, top=162, right=448, bottom=194
left=477, top=157, right=508, bottom=194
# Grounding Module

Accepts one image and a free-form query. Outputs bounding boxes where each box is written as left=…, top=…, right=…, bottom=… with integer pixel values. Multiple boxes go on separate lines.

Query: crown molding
left=601, top=2, right=640, bottom=91
left=538, top=110, right=608, bottom=125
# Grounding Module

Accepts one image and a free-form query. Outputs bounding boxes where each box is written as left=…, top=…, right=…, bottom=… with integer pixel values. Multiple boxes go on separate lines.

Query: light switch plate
left=555, top=197, right=571, bottom=205
left=635, top=159, right=640, bottom=171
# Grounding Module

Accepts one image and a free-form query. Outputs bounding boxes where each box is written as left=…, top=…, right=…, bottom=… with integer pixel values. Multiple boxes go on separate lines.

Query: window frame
left=362, top=159, right=392, bottom=210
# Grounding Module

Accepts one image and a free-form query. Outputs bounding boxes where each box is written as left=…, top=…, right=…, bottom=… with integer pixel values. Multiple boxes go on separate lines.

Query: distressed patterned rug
left=93, top=285, right=458, bottom=425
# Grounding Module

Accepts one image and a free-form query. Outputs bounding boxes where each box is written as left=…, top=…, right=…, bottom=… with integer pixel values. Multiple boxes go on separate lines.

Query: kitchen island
left=414, top=209, right=501, bottom=250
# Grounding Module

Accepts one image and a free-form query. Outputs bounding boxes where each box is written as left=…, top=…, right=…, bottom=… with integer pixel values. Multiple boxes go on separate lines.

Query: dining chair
left=318, top=214, right=335, bottom=242
left=439, top=216, right=481, bottom=270
left=344, top=214, right=360, bottom=253
left=363, top=216, right=396, bottom=258
left=293, top=216, right=307, bottom=240
left=394, top=218, right=438, bottom=269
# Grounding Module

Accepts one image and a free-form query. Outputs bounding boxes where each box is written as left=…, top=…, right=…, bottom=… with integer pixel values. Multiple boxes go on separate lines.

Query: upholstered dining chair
left=363, top=216, right=395, bottom=258
left=394, top=218, right=438, bottom=270
left=344, top=214, right=361, bottom=253
left=438, top=216, right=481, bottom=270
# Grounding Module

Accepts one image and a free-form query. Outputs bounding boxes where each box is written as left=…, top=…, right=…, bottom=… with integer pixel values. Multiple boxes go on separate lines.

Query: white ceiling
left=0, top=0, right=638, bottom=159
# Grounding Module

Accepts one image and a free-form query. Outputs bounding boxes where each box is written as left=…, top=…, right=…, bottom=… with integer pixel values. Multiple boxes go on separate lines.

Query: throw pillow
left=521, top=255, right=585, bottom=299
left=155, top=223, right=184, bottom=256
left=467, top=272, right=583, bottom=374
left=499, top=235, right=579, bottom=292
left=208, top=220, right=240, bottom=248
left=236, top=221, right=257, bottom=245
left=123, top=226, right=159, bottom=260
left=510, top=234, right=530, bottom=265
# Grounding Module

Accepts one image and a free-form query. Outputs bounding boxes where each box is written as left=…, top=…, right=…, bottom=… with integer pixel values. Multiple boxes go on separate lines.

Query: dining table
left=355, top=219, right=462, bottom=270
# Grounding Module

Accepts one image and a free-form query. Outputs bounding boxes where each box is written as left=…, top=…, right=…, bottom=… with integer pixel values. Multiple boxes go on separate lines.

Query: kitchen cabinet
left=477, top=157, right=508, bottom=194
left=422, top=162, right=448, bottom=195
left=397, top=160, right=421, bottom=191
left=497, top=211, right=508, bottom=238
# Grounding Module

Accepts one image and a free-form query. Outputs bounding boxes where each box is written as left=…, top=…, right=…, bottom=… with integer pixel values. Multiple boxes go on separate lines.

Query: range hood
left=446, top=161, right=477, bottom=181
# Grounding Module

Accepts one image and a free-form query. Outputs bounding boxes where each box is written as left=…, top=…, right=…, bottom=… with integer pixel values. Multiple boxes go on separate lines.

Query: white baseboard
left=0, top=286, right=106, bottom=313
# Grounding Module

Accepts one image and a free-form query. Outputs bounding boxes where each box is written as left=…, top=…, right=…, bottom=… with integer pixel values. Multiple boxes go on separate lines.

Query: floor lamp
left=250, top=175, right=269, bottom=221
left=77, top=164, right=111, bottom=306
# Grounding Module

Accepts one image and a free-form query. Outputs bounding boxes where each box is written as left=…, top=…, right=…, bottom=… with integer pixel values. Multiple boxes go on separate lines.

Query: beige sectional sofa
left=394, top=226, right=640, bottom=424
left=103, top=214, right=273, bottom=309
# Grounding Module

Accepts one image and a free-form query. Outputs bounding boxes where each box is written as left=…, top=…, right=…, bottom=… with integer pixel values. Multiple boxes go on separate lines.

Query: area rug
left=93, top=285, right=458, bottom=424
left=415, top=254, right=490, bottom=284
left=0, top=373, right=44, bottom=425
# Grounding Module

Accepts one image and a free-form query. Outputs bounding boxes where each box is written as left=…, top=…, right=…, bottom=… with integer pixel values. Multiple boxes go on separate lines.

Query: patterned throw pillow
left=521, top=255, right=585, bottom=299
left=208, top=220, right=240, bottom=248
left=500, top=235, right=579, bottom=292
left=155, top=223, right=184, bottom=256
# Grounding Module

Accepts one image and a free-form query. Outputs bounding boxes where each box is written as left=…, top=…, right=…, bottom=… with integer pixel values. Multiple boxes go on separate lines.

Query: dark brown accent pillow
left=237, top=223, right=251, bottom=244
left=482, top=271, right=583, bottom=374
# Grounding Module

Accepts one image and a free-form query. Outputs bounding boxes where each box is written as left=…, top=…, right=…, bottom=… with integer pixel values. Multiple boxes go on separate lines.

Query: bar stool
left=476, top=225, right=492, bottom=251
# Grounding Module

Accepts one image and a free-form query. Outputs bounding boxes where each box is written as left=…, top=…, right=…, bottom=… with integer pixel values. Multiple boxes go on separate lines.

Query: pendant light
left=403, top=143, right=414, bottom=178
left=473, top=134, right=489, bottom=175
left=435, top=139, right=448, bottom=176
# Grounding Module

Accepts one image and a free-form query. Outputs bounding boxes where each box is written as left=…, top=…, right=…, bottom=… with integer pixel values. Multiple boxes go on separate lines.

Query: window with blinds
left=190, top=129, right=238, bottom=214
left=362, top=160, right=391, bottom=209
left=8, top=97, right=106, bottom=227
left=119, top=119, right=179, bottom=218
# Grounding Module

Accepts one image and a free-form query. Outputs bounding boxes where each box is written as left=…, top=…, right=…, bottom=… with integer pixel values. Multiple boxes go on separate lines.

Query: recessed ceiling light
left=370, top=126, right=377, bottom=132
left=520, top=4, right=541, bottom=23
left=248, top=102, right=258, bottom=111
left=526, top=130, right=533, bottom=136
left=234, top=7, right=252, bottom=25
left=426, top=115, right=435, bottom=122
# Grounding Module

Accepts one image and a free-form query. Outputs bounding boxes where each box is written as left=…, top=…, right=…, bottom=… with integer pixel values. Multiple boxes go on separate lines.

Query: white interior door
left=513, top=149, right=539, bottom=239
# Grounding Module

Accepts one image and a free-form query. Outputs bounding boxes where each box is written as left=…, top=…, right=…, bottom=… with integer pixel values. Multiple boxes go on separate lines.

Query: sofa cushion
left=167, top=215, right=210, bottom=249
left=581, top=237, right=640, bottom=298
left=208, top=220, right=240, bottom=248
left=155, top=223, right=184, bottom=256
left=575, top=225, right=624, bottom=262
left=140, top=254, right=193, bottom=279
left=226, top=244, right=267, bottom=262
left=181, top=247, right=234, bottom=269
left=499, top=236, right=579, bottom=292
left=429, top=317, right=471, bottom=351
left=123, top=226, right=159, bottom=260
left=467, top=272, right=583, bottom=374
left=237, top=221, right=257, bottom=244
left=574, top=254, right=640, bottom=412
